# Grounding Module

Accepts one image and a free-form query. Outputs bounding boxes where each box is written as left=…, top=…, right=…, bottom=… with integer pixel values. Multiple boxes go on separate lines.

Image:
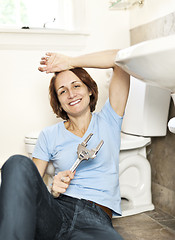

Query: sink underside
left=115, top=34, right=175, bottom=92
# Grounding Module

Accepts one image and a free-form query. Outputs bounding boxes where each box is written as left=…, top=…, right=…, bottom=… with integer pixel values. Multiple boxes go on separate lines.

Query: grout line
left=145, top=211, right=175, bottom=233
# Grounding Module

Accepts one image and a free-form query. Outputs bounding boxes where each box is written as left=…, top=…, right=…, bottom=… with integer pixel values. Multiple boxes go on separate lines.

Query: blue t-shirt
left=33, top=99, right=123, bottom=216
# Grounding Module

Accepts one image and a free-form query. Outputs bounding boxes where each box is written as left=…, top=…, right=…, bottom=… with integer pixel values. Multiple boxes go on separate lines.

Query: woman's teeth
left=69, top=99, right=81, bottom=106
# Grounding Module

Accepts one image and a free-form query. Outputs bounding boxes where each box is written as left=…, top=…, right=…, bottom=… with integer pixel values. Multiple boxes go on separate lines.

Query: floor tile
left=158, top=219, right=175, bottom=231
left=121, top=228, right=175, bottom=240
left=113, top=213, right=161, bottom=231
left=145, top=208, right=175, bottom=220
left=112, top=210, right=175, bottom=240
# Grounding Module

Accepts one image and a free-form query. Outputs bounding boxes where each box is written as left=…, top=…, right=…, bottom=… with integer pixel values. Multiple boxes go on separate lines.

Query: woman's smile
left=69, top=99, right=81, bottom=106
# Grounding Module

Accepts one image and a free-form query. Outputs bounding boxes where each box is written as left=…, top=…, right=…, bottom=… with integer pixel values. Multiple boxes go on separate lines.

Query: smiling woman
left=0, top=49, right=129, bottom=240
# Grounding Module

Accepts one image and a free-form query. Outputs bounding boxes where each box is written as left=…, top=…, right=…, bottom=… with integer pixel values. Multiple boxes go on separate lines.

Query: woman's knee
left=2, top=155, right=35, bottom=176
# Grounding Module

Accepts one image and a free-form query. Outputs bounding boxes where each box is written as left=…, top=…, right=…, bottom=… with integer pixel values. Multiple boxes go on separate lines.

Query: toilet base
left=122, top=198, right=154, bottom=217
left=113, top=199, right=154, bottom=218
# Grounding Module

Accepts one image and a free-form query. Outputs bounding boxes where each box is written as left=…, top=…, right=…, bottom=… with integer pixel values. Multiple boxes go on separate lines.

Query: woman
left=0, top=50, right=130, bottom=240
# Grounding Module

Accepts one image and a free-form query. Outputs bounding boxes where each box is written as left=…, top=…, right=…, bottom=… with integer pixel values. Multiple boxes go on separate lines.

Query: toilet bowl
left=119, top=133, right=153, bottom=216
left=24, top=77, right=171, bottom=217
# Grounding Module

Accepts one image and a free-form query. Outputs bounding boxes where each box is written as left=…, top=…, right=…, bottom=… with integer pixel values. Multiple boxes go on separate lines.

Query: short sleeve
left=32, top=130, right=51, bottom=161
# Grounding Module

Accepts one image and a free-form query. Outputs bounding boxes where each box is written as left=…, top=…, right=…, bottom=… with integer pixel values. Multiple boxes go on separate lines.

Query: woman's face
left=55, top=70, right=92, bottom=118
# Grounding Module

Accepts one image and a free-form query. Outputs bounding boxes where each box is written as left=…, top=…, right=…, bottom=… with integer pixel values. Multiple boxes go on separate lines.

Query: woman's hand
left=51, top=170, right=75, bottom=198
left=38, top=52, right=73, bottom=73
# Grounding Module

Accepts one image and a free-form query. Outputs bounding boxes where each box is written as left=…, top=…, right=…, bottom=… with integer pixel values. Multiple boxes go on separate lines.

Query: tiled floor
left=112, top=208, right=175, bottom=240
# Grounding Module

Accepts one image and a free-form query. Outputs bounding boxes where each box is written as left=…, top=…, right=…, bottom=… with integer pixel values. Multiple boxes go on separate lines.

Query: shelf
left=0, top=29, right=89, bottom=51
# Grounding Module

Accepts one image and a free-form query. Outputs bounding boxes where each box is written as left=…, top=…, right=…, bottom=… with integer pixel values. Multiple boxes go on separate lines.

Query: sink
left=115, top=34, right=175, bottom=92
left=115, top=34, right=175, bottom=134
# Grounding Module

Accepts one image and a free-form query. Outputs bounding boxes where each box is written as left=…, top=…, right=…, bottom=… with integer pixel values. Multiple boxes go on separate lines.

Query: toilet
left=24, top=76, right=171, bottom=217
left=118, top=77, right=171, bottom=217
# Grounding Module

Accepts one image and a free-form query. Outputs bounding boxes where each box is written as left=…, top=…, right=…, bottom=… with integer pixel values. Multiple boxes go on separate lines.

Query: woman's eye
left=74, top=85, right=80, bottom=88
left=60, top=90, right=66, bottom=95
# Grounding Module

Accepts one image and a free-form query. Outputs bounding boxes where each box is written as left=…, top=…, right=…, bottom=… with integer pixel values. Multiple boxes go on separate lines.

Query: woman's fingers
left=60, top=176, right=71, bottom=183
left=38, top=52, right=72, bottom=73
left=61, top=170, right=75, bottom=179
left=51, top=170, right=75, bottom=197
left=40, top=60, right=46, bottom=65
left=52, top=180, right=68, bottom=193
left=46, top=52, right=52, bottom=57
left=38, top=66, right=47, bottom=72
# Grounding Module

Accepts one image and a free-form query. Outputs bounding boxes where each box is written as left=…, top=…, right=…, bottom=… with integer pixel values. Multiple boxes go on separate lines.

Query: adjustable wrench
left=70, top=133, right=104, bottom=172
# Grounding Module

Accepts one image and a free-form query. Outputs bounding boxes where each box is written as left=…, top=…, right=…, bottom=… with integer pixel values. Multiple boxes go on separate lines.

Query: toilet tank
left=122, top=77, right=171, bottom=137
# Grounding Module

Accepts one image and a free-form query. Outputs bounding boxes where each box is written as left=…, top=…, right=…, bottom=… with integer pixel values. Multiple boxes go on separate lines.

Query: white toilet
left=118, top=77, right=171, bottom=217
left=24, top=76, right=171, bottom=217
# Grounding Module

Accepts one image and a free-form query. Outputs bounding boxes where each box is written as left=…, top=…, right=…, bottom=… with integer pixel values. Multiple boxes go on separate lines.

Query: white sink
left=115, top=34, right=175, bottom=92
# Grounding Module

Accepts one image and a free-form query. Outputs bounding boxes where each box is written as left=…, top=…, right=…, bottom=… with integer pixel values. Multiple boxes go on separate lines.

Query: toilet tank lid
left=120, top=132, right=151, bottom=150
left=24, top=131, right=40, bottom=144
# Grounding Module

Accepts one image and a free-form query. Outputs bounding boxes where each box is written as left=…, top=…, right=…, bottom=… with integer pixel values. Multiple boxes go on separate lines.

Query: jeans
left=0, top=155, right=123, bottom=240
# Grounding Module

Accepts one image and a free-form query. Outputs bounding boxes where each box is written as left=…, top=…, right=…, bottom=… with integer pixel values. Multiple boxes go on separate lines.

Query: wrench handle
left=70, top=158, right=82, bottom=172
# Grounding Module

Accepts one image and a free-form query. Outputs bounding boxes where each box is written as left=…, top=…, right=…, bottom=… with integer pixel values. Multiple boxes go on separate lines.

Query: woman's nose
left=68, top=89, right=76, bottom=98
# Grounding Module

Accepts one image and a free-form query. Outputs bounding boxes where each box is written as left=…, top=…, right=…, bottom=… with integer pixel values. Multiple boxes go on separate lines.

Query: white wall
left=130, top=0, right=175, bottom=29
left=0, top=0, right=130, bottom=167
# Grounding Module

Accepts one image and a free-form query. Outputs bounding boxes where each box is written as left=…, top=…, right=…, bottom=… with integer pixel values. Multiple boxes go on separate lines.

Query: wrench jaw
left=81, top=133, right=93, bottom=147
left=90, top=140, right=104, bottom=159
left=70, top=134, right=104, bottom=172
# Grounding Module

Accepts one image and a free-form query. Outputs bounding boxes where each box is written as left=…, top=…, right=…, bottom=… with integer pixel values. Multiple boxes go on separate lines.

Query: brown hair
left=49, top=68, right=98, bottom=120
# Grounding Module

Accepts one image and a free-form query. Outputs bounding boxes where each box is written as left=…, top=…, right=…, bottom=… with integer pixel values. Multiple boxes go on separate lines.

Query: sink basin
left=115, top=34, right=175, bottom=92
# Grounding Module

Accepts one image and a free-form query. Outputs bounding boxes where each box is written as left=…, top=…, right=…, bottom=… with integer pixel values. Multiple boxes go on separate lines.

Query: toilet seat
left=24, top=132, right=151, bottom=149
left=120, top=132, right=151, bottom=150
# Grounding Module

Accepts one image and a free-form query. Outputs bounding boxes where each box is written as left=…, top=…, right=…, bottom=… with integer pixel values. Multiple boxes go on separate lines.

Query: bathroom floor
left=112, top=208, right=175, bottom=240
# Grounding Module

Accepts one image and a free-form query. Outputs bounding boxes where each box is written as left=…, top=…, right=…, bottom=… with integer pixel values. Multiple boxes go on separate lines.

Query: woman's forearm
left=39, top=49, right=119, bottom=73
left=70, top=49, right=119, bottom=69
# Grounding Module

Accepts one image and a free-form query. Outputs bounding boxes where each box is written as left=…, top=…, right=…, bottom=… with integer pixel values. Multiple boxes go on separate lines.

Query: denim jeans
left=0, top=155, right=123, bottom=240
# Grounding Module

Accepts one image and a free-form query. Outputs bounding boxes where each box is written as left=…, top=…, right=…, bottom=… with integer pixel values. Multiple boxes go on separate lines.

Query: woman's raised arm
left=39, top=50, right=119, bottom=73
left=39, top=50, right=130, bottom=116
